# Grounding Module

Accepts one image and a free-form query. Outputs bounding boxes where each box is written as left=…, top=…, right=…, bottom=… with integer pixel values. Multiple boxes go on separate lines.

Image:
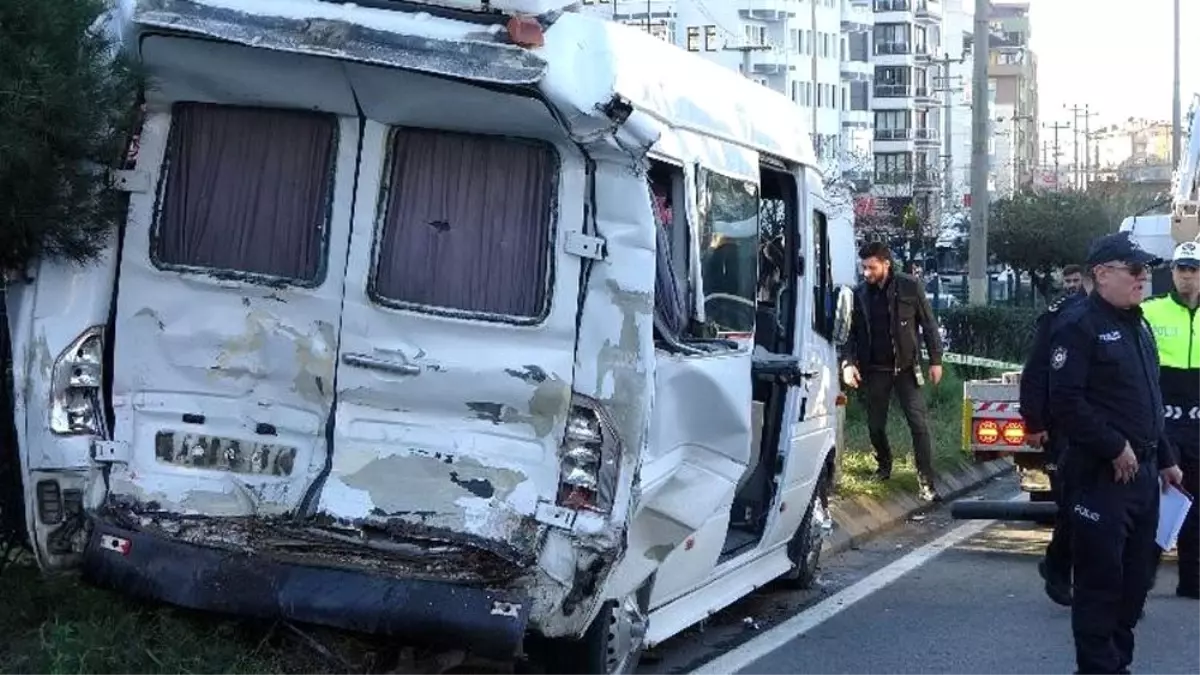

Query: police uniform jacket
left=1020, top=290, right=1086, bottom=436
left=1048, top=293, right=1178, bottom=469
left=1141, top=291, right=1200, bottom=454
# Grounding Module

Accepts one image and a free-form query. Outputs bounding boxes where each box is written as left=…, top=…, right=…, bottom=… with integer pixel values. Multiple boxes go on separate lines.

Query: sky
left=1027, top=0, right=1199, bottom=127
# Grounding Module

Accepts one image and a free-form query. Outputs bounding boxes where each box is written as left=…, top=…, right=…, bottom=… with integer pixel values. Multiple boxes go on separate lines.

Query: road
left=640, top=474, right=1200, bottom=675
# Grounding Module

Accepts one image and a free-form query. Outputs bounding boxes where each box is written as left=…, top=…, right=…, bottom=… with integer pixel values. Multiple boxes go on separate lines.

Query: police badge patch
left=1051, top=346, right=1068, bottom=370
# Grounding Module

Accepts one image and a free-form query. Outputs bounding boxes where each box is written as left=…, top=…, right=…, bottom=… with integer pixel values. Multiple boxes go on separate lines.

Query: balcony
left=875, top=83, right=921, bottom=98
left=914, top=127, right=940, bottom=145
left=875, top=128, right=915, bottom=141
left=914, top=0, right=941, bottom=22
left=874, top=0, right=911, bottom=11
left=875, top=41, right=913, bottom=56
left=873, top=169, right=941, bottom=187
left=738, top=0, right=796, bottom=22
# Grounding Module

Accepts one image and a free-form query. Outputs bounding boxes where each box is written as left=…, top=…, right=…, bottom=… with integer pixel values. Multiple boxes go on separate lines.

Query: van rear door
left=105, top=38, right=360, bottom=520
left=314, top=64, right=587, bottom=565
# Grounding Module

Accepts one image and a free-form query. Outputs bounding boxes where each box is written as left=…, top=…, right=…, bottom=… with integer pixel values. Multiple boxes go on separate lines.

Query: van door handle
left=341, top=353, right=421, bottom=376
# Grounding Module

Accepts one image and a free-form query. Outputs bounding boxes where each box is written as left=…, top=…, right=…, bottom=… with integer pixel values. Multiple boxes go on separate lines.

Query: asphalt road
left=640, top=474, right=1200, bottom=675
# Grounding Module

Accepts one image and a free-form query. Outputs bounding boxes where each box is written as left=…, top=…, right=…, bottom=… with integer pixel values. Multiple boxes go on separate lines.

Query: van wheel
left=778, top=470, right=831, bottom=590
left=537, top=591, right=648, bottom=674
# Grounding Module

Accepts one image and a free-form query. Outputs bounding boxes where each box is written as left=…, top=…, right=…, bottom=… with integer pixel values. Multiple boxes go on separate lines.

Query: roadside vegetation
left=835, top=364, right=973, bottom=500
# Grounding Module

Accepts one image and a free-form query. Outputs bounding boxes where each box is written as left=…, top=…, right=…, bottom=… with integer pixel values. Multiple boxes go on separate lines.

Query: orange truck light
left=1002, top=421, right=1026, bottom=446
left=975, top=419, right=1000, bottom=444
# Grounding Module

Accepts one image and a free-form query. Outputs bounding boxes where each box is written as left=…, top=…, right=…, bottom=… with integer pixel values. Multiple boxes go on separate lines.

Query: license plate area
left=154, top=431, right=297, bottom=476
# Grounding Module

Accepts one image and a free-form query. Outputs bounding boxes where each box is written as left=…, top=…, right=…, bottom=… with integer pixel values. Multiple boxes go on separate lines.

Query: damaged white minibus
left=2, top=0, right=855, bottom=671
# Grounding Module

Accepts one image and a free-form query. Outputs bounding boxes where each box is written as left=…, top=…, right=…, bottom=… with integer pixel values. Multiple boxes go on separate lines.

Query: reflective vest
left=1141, top=293, right=1200, bottom=418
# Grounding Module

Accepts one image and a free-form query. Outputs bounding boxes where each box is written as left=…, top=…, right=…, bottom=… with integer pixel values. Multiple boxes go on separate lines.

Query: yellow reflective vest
left=1141, top=293, right=1200, bottom=419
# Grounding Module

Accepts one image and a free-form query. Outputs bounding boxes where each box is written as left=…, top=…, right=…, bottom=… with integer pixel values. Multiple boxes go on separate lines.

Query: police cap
left=1085, top=231, right=1163, bottom=267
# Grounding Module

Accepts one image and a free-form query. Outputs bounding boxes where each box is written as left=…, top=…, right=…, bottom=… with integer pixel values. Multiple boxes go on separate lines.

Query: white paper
left=1157, top=484, right=1194, bottom=551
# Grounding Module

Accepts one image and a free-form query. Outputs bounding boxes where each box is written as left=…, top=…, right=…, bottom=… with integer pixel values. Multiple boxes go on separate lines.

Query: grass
left=835, top=365, right=973, bottom=500
left=0, top=559, right=411, bottom=675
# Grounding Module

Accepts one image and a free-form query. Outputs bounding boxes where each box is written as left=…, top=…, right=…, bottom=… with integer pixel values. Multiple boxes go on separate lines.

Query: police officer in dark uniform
left=1048, top=232, right=1184, bottom=675
left=1021, top=266, right=1093, bottom=607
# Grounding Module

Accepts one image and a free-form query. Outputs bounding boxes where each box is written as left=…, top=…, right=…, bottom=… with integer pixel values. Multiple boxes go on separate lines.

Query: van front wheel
left=778, top=469, right=831, bottom=590
left=536, top=591, right=648, bottom=674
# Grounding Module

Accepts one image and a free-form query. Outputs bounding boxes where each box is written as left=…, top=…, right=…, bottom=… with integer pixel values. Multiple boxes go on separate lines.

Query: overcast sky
left=1025, top=0, right=1198, bottom=127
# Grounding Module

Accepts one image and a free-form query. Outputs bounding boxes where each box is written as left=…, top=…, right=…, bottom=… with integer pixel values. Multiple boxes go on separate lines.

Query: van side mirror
left=832, top=285, right=854, bottom=346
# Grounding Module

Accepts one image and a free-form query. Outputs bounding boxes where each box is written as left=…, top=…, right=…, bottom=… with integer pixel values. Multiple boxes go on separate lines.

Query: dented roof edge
left=128, top=0, right=549, bottom=86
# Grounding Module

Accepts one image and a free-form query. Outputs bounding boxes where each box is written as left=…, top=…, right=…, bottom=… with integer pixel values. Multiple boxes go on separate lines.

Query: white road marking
left=690, top=494, right=1025, bottom=674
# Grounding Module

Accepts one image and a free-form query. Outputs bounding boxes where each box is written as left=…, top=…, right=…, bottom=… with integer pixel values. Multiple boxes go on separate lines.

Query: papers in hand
left=1157, top=483, right=1194, bottom=551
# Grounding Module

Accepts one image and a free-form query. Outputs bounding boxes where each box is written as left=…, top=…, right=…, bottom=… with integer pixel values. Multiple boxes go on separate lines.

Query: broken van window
left=155, top=103, right=336, bottom=282
left=697, top=170, right=759, bottom=335
left=372, top=128, right=556, bottom=319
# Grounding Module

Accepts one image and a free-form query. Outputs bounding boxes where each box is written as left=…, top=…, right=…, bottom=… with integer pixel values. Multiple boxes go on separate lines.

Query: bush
left=940, top=305, right=1039, bottom=374
left=0, top=0, right=140, bottom=274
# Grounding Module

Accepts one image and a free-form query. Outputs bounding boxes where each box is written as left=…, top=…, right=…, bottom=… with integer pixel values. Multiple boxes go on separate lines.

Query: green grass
left=835, top=365, right=972, bottom=500
left=0, top=560, right=381, bottom=675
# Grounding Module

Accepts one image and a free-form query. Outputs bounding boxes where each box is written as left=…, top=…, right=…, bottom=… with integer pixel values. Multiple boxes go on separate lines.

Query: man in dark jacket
left=841, top=242, right=945, bottom=501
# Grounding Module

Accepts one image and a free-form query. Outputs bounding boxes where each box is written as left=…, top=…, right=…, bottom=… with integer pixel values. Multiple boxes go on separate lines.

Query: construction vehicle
left=953, top=93, right=1200, bottom=523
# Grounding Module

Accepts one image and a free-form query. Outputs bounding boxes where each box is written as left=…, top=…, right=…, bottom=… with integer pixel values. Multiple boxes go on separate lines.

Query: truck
left=961, top=370, right=1054, bottom=504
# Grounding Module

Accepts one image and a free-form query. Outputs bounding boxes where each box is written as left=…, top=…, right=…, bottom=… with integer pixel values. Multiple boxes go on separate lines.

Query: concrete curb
left=823, top=457, right=1015, bottom=556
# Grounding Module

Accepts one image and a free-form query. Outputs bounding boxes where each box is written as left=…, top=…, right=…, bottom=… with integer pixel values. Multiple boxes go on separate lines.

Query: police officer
left=1021, top=264, right=1094, bottom=607
left=1048, top=232, right=1184, bottom=675
left=1141, top=241, right=1200, bottom=599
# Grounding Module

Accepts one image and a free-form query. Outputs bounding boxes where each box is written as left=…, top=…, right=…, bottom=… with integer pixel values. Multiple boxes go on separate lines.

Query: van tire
left=778, top=469, right=831, bottom=590
left=534, top=586, right=649, bottom=674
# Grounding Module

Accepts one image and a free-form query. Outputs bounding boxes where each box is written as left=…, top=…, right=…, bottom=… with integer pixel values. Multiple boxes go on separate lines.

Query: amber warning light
left=975, top=420, right=1000, bottom=445
left=1002, top=421, right=1026, bottom=446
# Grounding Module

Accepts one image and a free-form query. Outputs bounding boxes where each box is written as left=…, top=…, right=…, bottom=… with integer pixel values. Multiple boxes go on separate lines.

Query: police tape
left=929, top=352, right=1024, bottom=371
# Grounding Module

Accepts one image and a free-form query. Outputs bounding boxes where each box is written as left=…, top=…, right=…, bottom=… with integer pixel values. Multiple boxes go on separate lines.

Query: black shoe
left=1177, top=586, right=1200, bottom=599
left=1038, top=558, right=1073, bottom=606
left=873, top=468, right=892, bottom=481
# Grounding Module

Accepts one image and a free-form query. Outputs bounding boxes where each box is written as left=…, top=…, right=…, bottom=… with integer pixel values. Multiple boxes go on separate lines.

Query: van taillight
left=556, top=394, right=620, bottom=514
left=49, top=326, right=106, bottom=436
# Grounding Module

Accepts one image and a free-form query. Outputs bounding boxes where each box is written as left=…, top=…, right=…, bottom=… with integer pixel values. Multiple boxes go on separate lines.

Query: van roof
left=544, top=12, right=818, bottom=169
left=119, top=0, right=818, bottom=171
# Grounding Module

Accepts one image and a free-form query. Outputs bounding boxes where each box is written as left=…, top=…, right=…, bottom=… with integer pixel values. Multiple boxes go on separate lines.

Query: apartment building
left=576, top=0, right=872, bottom=179
left=987, top=1, right=1039, bottom=197
left=869, top=0, right=944, bottom=224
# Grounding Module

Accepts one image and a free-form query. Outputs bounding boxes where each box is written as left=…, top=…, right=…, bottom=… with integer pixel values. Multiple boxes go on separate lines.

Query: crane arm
left=1172, top=93, right=1200, bottom=244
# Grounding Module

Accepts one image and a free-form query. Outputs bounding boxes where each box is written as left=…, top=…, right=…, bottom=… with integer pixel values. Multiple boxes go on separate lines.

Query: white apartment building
left=869, top=0, right=944, bottom=223
left=576, top=0, right=870, bottom=181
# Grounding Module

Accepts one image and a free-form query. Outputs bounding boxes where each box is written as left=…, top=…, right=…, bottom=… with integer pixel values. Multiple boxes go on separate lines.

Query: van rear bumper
left=81, top=520, right=531, bottom=658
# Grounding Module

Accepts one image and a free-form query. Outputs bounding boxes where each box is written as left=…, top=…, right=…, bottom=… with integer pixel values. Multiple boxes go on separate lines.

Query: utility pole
left=1080, top=105, right=1098, bottom=190
left=1173, top=0, right=1182, bottom=166
left=933, top=53, right=965, bottom=218
left=1046, top=121, right=1071, bottom=191
left=723, top=43, right=771, bottom=81
left=969, top=0, right=990, bottom=305
left=1067, top=104, right=1086, bottom=189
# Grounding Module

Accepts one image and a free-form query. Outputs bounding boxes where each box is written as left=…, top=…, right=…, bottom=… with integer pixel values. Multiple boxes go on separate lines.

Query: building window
left=804, top=30, right=813, bottom=55
left=704, top=25, right=719, bottom=51
left=686, top=26, right=700, bottom=51
left=875, top=152, right=912, bottom=183
left=790, top=28, right=800, bottom=52
left=791, top=81, right=799, bottom=102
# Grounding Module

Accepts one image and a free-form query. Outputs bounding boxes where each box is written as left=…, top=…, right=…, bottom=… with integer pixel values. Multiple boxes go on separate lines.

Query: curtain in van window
left=651, top=185, right=687, bottom=338
left=374, top=129, right=554, bottom=318
left=156, top=103, right=336, bottom=281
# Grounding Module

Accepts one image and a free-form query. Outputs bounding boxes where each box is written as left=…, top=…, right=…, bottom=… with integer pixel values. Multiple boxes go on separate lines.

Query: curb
left=823, top=457, right=1015, bottom=556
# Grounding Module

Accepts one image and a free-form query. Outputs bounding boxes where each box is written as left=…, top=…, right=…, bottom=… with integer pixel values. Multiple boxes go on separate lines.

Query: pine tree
left=1, top=0, right=138, bottom=554
left=0, top=0, right=140, bottom=275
